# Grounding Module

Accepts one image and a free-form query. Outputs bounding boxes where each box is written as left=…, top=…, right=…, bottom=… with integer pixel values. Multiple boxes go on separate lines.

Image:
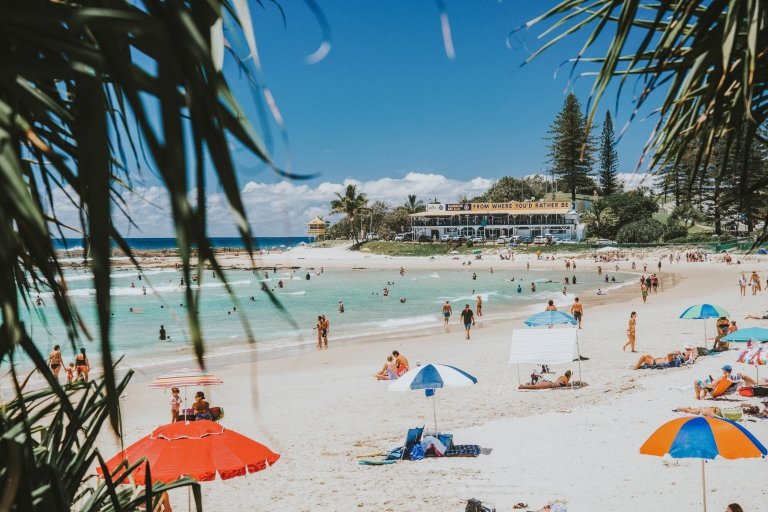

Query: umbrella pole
left=701, top=459, right=707, bottom=512
left=432, top=392, right=438, bottom=436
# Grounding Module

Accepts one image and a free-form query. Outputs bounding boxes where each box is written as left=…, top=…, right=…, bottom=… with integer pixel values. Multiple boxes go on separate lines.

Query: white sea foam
left=284, top=291, right=306, bottom=296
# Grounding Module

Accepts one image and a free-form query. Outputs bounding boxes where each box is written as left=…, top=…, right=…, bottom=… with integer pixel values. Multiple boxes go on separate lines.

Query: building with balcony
left=409, top=201, right=586, bottom=241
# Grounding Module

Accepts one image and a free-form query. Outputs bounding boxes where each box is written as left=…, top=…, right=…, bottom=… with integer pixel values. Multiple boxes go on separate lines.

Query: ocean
left=53, top=237, right=315, bottom=252
left=12, top=266, right=633, bottom=373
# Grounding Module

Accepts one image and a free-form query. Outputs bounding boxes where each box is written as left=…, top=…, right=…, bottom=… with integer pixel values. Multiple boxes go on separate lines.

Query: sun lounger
left=707, top=379, right=740, bottom=400
left=444, top=445, right=481, bottom=457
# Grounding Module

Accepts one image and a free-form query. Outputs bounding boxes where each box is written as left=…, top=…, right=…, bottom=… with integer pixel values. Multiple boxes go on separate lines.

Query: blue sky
left=94, top=1, right=661, bottom=237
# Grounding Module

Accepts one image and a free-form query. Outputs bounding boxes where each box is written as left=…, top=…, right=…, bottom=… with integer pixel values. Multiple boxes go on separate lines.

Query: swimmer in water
left=472, top=273, right=477, bottom=280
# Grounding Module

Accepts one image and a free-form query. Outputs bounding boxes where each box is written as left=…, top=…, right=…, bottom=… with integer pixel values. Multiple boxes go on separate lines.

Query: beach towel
left=420, top=436, right=446, bottom=456
left=444, top=445, right=481, bottom=457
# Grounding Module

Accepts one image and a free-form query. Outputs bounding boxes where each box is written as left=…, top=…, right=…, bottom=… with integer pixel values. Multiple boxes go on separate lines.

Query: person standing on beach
left=170, top=387, right=182, bottom=423
left=571, top=298, right=583, bottom=329
left=313, top=316, right=323, bottom=349
left=322, top=315, right=329, bottom=348
left=460, top=304, right=475, bottom=340
left=476, top=296, right=483, bottom=317
left=338, top=301, right=344, bottom=313
left=739, top=273, right=747, bottom=296
left=641, top=282, right=648, bottom=303
left=47, top=345, right=63, bottom=379
left=623, top=312, right=637, bottom=352
left=442, top=301, right=452, bottom=325
left=158, top=325, right=166, bottom=341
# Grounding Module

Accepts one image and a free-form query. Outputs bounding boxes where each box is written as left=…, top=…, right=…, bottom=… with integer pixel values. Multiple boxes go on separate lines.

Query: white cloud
left=50, top=173, right=493, bottom=238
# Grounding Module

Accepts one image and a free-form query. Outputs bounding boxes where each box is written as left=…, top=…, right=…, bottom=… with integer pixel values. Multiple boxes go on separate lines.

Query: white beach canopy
left=501, top=329, right=582, bottom=391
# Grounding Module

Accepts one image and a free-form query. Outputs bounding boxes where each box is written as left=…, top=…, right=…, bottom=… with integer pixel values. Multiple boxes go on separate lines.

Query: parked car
left=441, top=234, right=453, bottom=242
left=366, top=233, right=379, bottom=241
left=533, top=235, right=549, bottom=245
left=496, top=236, right=508, bottom=244
left=394, top=233, right=413, bottom=242
left=470, top=236, right=484, bottom=244
left=509, top=235, right=522, bottom=245
left=560, top=238, right=578, bottom=244
left=520, top=236, right=532, bottom=244
left=595, top=238, right=616, bottom=245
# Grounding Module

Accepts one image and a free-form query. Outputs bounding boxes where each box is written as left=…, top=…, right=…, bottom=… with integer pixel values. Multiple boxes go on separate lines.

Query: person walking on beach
left=739, top=273, right=747, bottom=296
left=623, top=312, right=637, bottom=352
left=442, top=301, right=452, bottom=325
left=158, top=325, right=166, bottom=341
left=476, top=296, right=483, bottom=317
left=75, top=348, right=90, bottom=382
left=641, top=282, right=648, bottom=303
left=460, top=304, right=475, bottom=340
left=47, top=345, right=63, bottom=379
left=571, top=298, right=583, bottom=329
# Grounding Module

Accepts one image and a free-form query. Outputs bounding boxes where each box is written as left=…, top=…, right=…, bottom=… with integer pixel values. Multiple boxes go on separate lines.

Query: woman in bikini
left=374, top=356, right=398, bottom=381
left=623, top=311, right=637, bottom=352
left=519, top=370, right=571, bottom=389
left=47, top=345, right=63, bottom=379
left=75, top=348, right=90, bottom=382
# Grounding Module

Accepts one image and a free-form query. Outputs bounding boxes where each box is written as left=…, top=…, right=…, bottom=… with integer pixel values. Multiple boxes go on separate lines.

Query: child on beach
left=170, top=387, right=182, bottom=423
left=65, top=363, right=75, bottom=384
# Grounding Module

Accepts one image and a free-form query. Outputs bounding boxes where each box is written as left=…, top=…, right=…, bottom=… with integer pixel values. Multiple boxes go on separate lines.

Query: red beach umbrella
left=99, top=420, right=279, bottom=485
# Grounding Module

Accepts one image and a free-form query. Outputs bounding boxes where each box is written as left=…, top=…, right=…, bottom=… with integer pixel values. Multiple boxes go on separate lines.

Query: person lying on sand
left=744, top=314, right=768, bottom=320
left=674, top=406, right=723, bottom=418
left=633, top=346, right=695, bottom=370
left=519, top=370, right=571, bottom=389
left=375, top=356, right=398, bottom=381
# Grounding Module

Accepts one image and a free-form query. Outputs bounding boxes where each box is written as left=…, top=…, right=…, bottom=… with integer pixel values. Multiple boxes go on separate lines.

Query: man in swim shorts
left=393, top=350, right=409, bottom=376
left=570, top=298, right=583, bottom=328
left=460, top=304, right=475, bottom=340
left=442, top=301, right=452, bottom=325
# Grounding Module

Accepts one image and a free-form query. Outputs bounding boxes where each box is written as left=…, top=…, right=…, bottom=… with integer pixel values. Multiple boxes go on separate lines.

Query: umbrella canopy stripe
left=524, top=310, right=577, bottom=327
left=389, top=364, right=477, bottom=391
left=640, top=417, right=766, bottom=460
left=722, top=326, right=768, bottom=343
left=679, top=304, right=729, bottom=319
left=148, top=368, right=223, bottom=388
left=100, top=421, right=279, bottom=485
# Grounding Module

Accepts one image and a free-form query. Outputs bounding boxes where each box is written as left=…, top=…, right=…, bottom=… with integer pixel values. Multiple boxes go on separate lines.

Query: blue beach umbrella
left=680, top=304, right=730, bottom=345
left=721, top=326, right=768, bottom=343
left=389, top=364, right=477, bottom=434
left=524, top=310, right=577, bottom=327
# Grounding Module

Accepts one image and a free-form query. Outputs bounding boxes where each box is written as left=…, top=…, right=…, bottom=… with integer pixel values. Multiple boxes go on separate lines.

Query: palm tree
left=580, top=203, right=618, bottom=239
left=330, top=185, right=371, bottom=245
left=522, top=1, right=768, bottom=220
left=0, top=0, right=316, bottom=509
left=403, top=195, right=425, bottom=214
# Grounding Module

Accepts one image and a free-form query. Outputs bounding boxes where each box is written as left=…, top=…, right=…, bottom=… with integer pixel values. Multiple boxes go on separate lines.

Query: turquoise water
left=16, top=266, right=632, bottom=370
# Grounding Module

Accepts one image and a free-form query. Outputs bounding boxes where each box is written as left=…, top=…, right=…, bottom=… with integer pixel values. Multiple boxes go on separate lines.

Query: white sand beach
left=100, top=246, right=768, bottom=511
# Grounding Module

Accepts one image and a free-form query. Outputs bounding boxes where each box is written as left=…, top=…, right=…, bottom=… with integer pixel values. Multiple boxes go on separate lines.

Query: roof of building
left=410, top=207, right=572, bottom=217
left=308, top=217, right=328, bottom=225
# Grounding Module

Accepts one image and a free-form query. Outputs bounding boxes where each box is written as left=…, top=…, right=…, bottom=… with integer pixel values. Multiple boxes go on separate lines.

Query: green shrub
left=466, top=240, right=474, bottom=248
left=616, top=218, right=665, bottom=243
left=663, top=221, right=688, bottom=241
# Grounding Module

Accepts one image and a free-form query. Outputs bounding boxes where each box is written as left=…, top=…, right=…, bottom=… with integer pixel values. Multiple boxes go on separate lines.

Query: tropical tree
left=469, top=176, right=546, bottom=202
left=0, top=0, right=319, bottom=509
left=403, top=195, right=426, bottom=214
left=330, top=184, right=371, bottom=245
left=598, top=110, right=621, bottom=196
left=544, top=93, right=596, bottom=200
left=580, top=202, right=618, bottom=239
left=521, top=1, right=768, bottom=237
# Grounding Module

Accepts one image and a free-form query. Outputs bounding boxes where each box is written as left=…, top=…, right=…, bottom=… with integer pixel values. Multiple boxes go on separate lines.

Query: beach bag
left=409, top=444, right=425, bottom=461
left=752, top=386, right=768, bottom=397
left=721, top=408, right=743, bottom=421
left=739, top=387, right=754, bottom=397
left=696, top=347, right=711, bottom=357
left=465, top=499, right=493, bottom=512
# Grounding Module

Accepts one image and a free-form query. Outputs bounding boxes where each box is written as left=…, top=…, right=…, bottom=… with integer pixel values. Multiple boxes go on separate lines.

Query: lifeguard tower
left=307, top=216, right=330, bottom=242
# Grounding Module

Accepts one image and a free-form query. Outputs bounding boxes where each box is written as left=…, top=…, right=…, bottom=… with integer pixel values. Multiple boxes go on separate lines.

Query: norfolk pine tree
left=598, top=110, right=621, bottom=195
left=545, top=94, right=596, bottom=200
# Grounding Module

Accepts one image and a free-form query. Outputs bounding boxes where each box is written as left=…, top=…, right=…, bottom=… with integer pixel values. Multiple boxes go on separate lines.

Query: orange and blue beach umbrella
left=640, top=416, right=765, bottom=511
left=640, top=416, right=766, bottom=459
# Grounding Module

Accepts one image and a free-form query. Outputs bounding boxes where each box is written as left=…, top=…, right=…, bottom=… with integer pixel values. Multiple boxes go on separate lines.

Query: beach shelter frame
left=507, top=329, right=582, bottom=388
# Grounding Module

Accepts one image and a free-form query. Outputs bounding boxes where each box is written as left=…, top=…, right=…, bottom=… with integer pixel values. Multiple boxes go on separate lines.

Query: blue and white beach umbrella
left=389, top=364, right=477, bottom=434
left=524, top=310, right=577, bottom=327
